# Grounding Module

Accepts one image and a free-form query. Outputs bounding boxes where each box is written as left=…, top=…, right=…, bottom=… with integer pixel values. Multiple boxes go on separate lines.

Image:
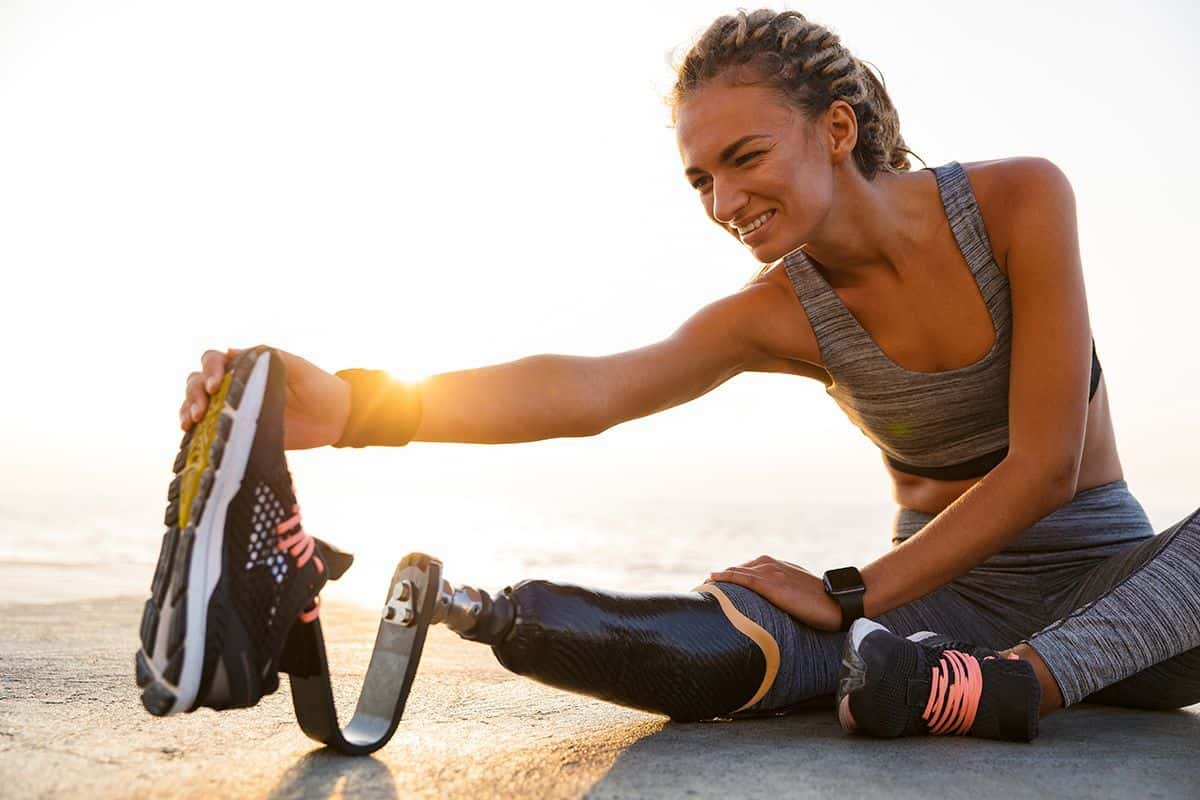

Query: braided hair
left=672, top=9, right=914, bottom=180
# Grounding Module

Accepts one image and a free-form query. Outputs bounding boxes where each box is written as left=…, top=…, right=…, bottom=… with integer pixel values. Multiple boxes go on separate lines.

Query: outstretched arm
left=181, top=276, right=816, bottom=449
left=411, top=280, right=808, bottom=443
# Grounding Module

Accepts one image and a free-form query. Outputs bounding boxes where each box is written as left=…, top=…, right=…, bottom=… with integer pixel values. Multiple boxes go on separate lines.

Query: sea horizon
left=4, top=463, right=1194, bottom=609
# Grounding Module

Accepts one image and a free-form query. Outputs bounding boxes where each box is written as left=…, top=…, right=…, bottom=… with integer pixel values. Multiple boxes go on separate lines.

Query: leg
left=1023, top=507, right=1200, bottom=709
left=435, top=493, right=1135, bottom=724
left=490, top=580, right=772, bottom=721
left=435, top=566, right=1025, bottom=721
left=831, top=487, right=1200, bottom=741
left=1002, top=643, right=1064, bottom=715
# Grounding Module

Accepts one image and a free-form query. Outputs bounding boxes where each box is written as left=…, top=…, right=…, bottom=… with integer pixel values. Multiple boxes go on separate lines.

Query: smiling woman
left=674, top=13, right=912, bottom=264
left=139, top=5, right=1200, bottom=745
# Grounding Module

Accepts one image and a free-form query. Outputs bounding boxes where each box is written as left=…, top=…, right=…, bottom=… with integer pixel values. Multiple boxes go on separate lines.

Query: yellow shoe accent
left=178, top=373, right=232, bottom=528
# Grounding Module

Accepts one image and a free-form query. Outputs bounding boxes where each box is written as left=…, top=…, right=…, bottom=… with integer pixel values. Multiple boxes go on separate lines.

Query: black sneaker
left=905, top=630, right=1002, bottom=660
left=136, top=347, right=333, bottom=715
left=837, top=619, right=1041, bottom=742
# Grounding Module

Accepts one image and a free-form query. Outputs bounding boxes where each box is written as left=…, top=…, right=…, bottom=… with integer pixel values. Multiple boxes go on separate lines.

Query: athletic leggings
left=716, top=480, right=1200, bottom=711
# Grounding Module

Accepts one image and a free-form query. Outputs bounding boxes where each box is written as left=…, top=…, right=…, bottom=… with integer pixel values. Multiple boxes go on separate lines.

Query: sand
left=2, top=592, right=1198, bottom=799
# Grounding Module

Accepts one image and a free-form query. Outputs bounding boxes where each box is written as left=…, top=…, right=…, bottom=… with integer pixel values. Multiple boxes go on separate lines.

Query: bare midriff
left=889, top=378, right=1125, bottom=515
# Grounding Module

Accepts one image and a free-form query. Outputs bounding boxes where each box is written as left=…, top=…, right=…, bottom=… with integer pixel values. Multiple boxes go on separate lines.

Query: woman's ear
left=824, top=100, right=858, bottom=166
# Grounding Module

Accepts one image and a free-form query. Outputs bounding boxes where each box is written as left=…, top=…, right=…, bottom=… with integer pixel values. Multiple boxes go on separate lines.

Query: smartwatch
left=822, top=566, right=866, bottom=632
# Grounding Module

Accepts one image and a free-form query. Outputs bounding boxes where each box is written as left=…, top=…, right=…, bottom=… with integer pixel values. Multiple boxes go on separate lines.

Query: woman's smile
left=734, top=209, right=777, bottom=244
left=674, top=81, right=830, bottom=263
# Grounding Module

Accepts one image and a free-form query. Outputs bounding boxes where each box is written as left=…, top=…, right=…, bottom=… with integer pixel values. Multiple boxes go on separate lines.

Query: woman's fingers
left=180, top=371, right=205, bottom=428
left=721, top=555, right=813, bottom=575
left=708, top=557, right=797, bottom=582
left=185, top=371, right=205, bottom=399
left=707, top=565, right=763, bottom=585
left=201, top=349, right=231, bottom=392
left=724, top=554, right=781, bottom=571
left=180, top=349, right=239, bottom=429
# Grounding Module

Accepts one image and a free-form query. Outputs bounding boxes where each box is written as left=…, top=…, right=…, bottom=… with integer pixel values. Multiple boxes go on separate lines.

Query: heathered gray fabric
left=781, top=161, right=1012, bottom=469
left=714, top=482, right=1200, bottom=713
left=1024, top=506, right=1200, bottom=707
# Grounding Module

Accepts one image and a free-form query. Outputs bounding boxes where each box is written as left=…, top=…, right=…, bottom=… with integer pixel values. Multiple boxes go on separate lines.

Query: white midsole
left=849, top=618, right=887, bottom=652
left=169, top=353, right=271, bottom=714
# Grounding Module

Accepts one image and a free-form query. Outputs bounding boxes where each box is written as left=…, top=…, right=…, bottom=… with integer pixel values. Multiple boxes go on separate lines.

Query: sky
left=2, top=0, right=1198, bottom=534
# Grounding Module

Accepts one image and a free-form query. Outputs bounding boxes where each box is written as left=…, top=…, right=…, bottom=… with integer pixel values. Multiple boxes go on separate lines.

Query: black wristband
left=332, top=369, right=423, bottom=448
left=822, top=566, right=866, bottom=632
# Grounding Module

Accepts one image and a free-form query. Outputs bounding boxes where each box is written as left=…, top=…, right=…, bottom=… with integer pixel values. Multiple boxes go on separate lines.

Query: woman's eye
left=736, top=151, right=765, bottom=166
left=691, top=176, right=711, bottom=190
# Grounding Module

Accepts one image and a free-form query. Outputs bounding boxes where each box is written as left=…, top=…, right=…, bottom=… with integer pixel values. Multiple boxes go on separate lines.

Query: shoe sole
left=136, top=349, right=272, bottom=716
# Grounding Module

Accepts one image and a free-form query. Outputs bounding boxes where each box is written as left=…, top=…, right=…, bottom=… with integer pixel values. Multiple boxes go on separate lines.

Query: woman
left=144, top=9, right=1200, bottom=740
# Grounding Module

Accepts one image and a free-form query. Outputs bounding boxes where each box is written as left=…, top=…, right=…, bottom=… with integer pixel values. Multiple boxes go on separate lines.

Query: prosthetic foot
left=277, top=554, right=781, bottom=754
left=278, top=552, right=442, bottom=755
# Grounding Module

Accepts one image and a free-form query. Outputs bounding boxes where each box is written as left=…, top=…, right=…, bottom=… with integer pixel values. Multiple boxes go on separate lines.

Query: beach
left=3, top=568, right=1198, bottom=799
left=4, top=1, right=1200, bottom=797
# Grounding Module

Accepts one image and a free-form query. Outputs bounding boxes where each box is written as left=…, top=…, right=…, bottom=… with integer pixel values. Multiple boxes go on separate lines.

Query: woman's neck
left=800, top=167, right=934, bottom=282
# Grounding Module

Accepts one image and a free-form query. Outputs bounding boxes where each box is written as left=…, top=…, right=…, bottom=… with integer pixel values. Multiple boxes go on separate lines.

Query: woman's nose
left=711, top=180, right=748, bottom=226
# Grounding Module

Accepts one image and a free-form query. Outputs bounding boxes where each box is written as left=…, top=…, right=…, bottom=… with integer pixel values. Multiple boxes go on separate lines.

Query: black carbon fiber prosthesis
left=280, top=552, right=774, bottom=755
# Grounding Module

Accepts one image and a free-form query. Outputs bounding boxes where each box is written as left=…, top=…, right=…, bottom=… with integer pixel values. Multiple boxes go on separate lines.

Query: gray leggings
left=716, top=480, right=1200, bottom=711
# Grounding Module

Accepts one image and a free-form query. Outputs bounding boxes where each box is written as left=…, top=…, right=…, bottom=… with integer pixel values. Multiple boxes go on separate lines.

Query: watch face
left=824, top=566, right=864, bottom=595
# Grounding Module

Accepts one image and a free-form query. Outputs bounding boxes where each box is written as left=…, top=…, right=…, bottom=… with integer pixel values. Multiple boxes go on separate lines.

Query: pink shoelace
left=921, top=650, right=1021, bottom=735
left=275, top=495, right=325, bottom=624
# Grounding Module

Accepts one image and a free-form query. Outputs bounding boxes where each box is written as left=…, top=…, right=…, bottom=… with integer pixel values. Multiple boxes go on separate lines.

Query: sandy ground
left=2, top=592, right=1199, bottom=799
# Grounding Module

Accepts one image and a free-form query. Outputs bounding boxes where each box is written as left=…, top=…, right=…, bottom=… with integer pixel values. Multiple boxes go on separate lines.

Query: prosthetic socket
left=435, top=578, right=780, bottom=722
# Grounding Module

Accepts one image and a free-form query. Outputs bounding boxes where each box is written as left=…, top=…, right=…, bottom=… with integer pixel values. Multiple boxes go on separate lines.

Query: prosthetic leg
left=281, top=552, right=780, bottom=754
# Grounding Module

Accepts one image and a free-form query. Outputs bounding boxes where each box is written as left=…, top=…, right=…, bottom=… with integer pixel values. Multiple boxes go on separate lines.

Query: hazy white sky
left=2, top=0, right=1197, bottom=518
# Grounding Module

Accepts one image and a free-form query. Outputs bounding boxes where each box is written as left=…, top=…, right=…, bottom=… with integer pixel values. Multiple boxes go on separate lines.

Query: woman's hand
left=707, top=556, right=843, bottom=632
left=179, top=347, right=352, bottom=450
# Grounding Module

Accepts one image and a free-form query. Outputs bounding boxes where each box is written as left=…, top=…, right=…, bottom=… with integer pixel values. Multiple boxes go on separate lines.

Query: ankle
left=1002, top=643, right=1065, bottom=716
left=968, top=655, right=1040, bottom=742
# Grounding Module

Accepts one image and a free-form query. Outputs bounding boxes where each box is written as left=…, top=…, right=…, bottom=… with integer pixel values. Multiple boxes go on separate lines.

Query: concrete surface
left=2, top=595, right=1198, bottom=799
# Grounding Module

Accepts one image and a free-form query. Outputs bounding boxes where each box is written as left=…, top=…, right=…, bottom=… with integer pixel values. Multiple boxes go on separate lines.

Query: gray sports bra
left=782, top=161, right=1100, bottom=481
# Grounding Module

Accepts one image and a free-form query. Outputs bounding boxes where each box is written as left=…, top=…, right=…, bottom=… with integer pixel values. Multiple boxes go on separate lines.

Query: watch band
left=832, top=586, right=864, bottom=632
left=822, top=567, right=866, bottom=632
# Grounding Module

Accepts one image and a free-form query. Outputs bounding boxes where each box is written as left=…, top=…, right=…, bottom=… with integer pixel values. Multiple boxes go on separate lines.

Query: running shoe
left=135, top=346, right=345, bottom=715
left=837, top=619, right=1041, bottom=742
left=905, top=630, right=1002, bottom=660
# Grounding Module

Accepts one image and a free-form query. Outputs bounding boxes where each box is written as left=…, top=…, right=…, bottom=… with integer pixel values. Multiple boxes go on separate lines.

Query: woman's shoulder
left=959, top=156, right=1072, bottom=202
left=957, top=157, right=1075, bottom=275
left=720, top=261, right=829, bottom=380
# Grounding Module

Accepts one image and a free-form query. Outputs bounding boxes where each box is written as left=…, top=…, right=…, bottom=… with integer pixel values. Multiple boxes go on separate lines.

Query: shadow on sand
left=584, top=704, right=1200, bottom=799
left=267, top=749, right=397, bottom=800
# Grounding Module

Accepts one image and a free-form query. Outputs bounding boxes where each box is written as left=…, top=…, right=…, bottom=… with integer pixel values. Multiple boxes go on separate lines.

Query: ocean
left=0, top=457, right=899, bottom=608
left=3, top=451, right=1193, bottom=610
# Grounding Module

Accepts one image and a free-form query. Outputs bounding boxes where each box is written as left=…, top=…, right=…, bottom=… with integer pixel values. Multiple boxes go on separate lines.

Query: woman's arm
left=859, top=158, right=1092, bottom=616
left=183, top=275, right=816, bottom=449
left=411, top=277, right=813, bottom=443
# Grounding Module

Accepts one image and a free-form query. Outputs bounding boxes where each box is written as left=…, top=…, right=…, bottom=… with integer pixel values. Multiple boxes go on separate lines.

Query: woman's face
left=676, top=82, right=833, bottom=263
